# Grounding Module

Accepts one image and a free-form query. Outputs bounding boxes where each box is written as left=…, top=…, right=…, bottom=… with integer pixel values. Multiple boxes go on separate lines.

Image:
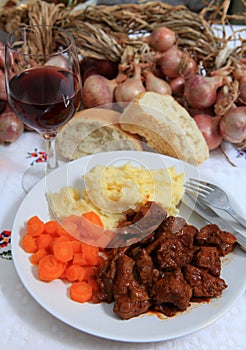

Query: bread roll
left=119, top=92, right=209, bottom=164
left=56, top=108, right=142, bottom=160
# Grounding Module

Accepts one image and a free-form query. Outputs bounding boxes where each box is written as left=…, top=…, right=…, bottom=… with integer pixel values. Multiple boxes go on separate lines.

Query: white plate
left=11, top=151, right=246, bottom=343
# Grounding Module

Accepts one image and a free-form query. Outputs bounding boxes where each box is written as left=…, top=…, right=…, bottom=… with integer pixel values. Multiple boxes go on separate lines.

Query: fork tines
left=184, top=178, right=215, bottom=197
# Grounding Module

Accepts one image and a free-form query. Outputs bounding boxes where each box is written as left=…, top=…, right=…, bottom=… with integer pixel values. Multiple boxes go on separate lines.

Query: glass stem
left=42, top=133, right=58, bottom=171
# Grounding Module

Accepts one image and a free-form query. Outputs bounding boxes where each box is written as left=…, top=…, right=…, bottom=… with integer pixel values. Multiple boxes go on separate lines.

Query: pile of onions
left=75, top=26, right=246, bottom=153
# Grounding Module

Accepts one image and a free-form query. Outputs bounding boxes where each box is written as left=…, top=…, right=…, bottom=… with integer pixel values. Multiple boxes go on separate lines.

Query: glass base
left=22, top=163, right=46, bottom=193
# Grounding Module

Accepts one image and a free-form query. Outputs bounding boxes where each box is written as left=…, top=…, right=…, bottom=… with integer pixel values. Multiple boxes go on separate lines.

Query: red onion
left=95, top=59, right=118, bottom=79
left=0, top=105, right=24, bottom=143
left=143, top=70, right=171, bottom=95
left=150, top=63, right=165, bottom=79
left=0, top=40, right=5, bottom=69
left=194, top=114, right=223, bottom=150
left=0, top=69, right=7, bottom=101
left=80, top=58, right=99, bottom=83
left=80, top=57, right=118, bottom=82
left=184, top=75, right=224, bottom=109
left=188, top=107, right=214, bottom=118
left=114, top=64, right=146, bottom=104
left=219, top=106, right=246, bottom=144
left=81, top=74, right=117, bottom=108
left=181, top=56, right=197, bottom=79
left=146, top=26, right=176, bottom=52
left=82, top=67, right=100, bottom=84
left=169, top=76, right=185, bottom=96
left=158, top=45, right=183, bottom=78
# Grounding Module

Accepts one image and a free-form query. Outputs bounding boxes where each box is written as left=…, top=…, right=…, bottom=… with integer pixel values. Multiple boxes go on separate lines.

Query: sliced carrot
left=73, top=252, right=86, bottom=266
left=22, top=234, right=38, bottom=253
left=71, top=240, right=82, bottom=254
left=62, top=215, right=82, bottom=237
left=87, top=276, right=100, bottom=292
left=38, top=254, right=65, bottom=282
left=44, top=220, right=59, bottom=235
left=84, top=266, right=97, bottom=281
left=66, top=264, right=86, bottom=282
left=53, top=240, right=74, bottom=263
left=62, top=221, right=79, bottom=238
left=29, top=248, right=48, bottom=265
left=70, top=281, right=93, bottom=303
left=82, top=211, right=104, bottom=227
left=81, top=242, right=99, bottom=266
left=56, top=224, right=71, bottom=238
left=80, top=212, right=104, bottom=241
left=36, top=233, right=52, bottom=250
left=26, top=216, right=45, bottom=237
left=22, top=215, right=103, bottom=303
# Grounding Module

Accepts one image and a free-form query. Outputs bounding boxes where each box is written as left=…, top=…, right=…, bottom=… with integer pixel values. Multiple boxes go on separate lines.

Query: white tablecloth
left=0, top=131, right=245, bottom=350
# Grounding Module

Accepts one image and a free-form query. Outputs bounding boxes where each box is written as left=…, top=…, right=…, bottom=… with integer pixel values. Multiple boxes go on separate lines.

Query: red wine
left=8, top=66, right=81, bottom=132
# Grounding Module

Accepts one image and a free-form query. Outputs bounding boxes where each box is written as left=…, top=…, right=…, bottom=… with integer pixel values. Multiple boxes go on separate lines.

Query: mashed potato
left=48, top=162, right=184, bottom=228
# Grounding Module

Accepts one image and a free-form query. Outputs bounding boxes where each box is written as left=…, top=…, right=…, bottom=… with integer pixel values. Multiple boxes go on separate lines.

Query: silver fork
left=185, top=178, right=246, bottom=230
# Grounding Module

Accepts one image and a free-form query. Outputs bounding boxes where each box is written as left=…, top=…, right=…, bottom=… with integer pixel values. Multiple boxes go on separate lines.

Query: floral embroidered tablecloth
left=0, top=131, right=245, bottom=350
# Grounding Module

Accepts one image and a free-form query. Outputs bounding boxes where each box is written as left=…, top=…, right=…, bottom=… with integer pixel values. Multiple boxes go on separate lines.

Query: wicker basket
left=0, top=0, right=244, bottom=71
left=1, top=0, right=246, bottom=144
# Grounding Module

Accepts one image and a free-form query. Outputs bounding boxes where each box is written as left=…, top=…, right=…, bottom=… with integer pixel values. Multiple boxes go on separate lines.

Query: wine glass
left=5, top=25, right=81, bottom=192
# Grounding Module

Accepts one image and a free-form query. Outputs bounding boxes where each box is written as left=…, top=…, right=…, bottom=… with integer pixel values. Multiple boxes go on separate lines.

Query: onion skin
left=194, top=114, right=223, bottom=150
left=169, top=76, right=185, bottom=96
left=184, top=75, right=224, bottom=109
left=81, top=74, right=117, bottom=108
left=181, top=56, right=197, bottom=79
left=82, top=67, right=99, bottom=84
left=0, top=105, right=24, bottom=143
left=147, top=26, right=176, bottom=52
left=114, top=64, right=146, bottom=104
left=158, top=45, right=183, bottom=78
left=219, top=106, right=246, bottom=144
left=143, top=70, right=171, bottom=95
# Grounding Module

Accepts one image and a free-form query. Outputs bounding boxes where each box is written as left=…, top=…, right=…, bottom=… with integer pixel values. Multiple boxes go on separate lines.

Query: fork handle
left=226, top=207, right=246, bottom=230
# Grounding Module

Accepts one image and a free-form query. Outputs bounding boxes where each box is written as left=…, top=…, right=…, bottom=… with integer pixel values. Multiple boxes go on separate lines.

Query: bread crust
left=119, top=92, right=209, bottom=165
left=56, top=108, right=143, bottom=160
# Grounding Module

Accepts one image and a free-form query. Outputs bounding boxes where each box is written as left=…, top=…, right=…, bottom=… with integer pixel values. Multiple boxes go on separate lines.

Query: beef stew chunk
left=151, top=269, right=192, bottom=311
left=195, top=224, right=237, bottom=256
left=193, top=246, right=221, bottom=277
left=113, top=254, right=151, bottom=319
left=95, top=202, right=236, bottom=319
left=183, top=264, right=227, bottom=297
